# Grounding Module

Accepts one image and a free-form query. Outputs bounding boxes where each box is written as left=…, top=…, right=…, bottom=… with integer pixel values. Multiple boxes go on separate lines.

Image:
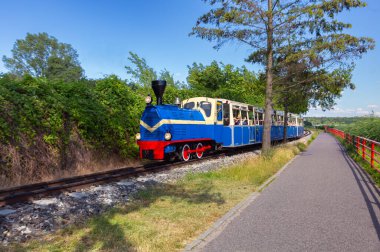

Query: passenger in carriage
left=234, top=115, right=241, bottom=125
left=242, top=117, right=248, bottom=125
left=224, top=116, right=230, bottom=125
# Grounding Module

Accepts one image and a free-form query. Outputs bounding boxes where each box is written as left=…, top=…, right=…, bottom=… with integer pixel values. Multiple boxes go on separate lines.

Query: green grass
left=4, top=135, right=318, bottom=252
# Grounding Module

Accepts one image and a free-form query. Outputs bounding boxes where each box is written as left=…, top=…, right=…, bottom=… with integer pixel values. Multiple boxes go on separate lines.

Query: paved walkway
left=200, top=133, right=380, bottom=252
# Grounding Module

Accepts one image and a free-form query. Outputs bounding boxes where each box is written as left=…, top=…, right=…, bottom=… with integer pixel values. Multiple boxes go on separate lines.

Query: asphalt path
left=200, top=133, right=380, bottom=252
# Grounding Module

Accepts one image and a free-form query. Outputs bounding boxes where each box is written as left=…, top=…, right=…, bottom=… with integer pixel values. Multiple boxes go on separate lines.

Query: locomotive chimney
left=152, top=80, right=166, bottom=105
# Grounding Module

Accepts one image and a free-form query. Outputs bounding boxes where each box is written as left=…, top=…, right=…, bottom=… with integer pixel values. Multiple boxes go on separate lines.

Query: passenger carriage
left=136, top=80, right=304, bottom=161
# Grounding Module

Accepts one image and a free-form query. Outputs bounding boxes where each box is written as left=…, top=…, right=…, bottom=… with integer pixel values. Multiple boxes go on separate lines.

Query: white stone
left=136, top=177, right=149, bottom=182
left=116, top=180, right=135, bottom=187
left=16, top=225, right=26, bottom=231
left=33, top=198, right=58, bottom=206
left=22, top=227, right=32, bottom=234
left=102, top=198, right=113, bottom=205
left=0, top=209, right=16, bottom=216
left=68, top=192, right=88, bottom=199
left=100, top=185, right=114, bottom=192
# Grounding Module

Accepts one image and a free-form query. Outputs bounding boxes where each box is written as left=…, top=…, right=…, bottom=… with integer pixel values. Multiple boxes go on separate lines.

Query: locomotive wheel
left=195, top=143, right=204, bottom=159
left=181, top=144, right=191, bottom=161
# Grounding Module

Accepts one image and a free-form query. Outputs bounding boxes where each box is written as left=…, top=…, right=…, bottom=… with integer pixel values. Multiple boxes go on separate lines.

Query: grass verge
left=5, top=135, right=318, bottom=252
left=337, top=138, right=380, bottom=186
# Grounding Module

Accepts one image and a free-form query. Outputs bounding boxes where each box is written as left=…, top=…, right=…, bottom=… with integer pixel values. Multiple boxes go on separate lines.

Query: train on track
left=136, top=80, right=304, bottom=161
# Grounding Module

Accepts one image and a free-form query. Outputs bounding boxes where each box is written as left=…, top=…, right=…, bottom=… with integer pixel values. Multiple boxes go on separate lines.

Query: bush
left=338, top=118, right=380, bottom=142
left=0, top=74, right=145, bottom=186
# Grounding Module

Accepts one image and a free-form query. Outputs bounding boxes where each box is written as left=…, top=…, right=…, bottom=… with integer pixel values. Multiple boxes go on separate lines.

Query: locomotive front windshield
left=184, top=102, right=195, bottom=109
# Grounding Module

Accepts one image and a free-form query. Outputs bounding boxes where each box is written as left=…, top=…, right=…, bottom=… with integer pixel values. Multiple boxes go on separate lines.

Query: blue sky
left=0, top=0, right=379, bottom=117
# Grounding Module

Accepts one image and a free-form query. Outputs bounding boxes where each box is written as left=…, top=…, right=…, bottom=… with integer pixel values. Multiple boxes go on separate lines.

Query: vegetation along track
left=0, top=131, right=310, bottom=207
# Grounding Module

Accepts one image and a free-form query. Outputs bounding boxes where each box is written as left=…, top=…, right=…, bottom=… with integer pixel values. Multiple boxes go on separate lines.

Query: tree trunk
left=283, top=102, right=288, bottom=143
left=262, top=0, right=274, bottom=154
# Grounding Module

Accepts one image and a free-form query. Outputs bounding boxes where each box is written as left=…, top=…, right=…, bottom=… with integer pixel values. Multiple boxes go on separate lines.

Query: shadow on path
left=337, top=140, right=380, bottom=241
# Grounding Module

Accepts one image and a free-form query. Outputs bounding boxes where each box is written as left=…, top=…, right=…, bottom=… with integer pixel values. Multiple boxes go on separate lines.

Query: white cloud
left=368, top=104, right=379, bottom=109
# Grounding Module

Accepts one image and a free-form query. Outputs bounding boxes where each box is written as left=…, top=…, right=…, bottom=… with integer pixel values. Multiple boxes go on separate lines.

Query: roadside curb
left=183, top=143, right=303, bottom=251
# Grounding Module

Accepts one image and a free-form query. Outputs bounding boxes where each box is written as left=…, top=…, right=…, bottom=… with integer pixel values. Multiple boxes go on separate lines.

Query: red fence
left=326, top=127, right=380, bottom=173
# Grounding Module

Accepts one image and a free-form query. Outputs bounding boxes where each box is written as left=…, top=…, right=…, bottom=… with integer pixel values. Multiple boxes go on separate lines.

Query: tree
left=274, top=60, right=353, bottom=142
left=191, top=0, right=375, bottom=153
left=125, top=52, right=157, bottom=89
left=125, top=52, right=190, bottom=104
left=2, top=32, right=84, bottom=82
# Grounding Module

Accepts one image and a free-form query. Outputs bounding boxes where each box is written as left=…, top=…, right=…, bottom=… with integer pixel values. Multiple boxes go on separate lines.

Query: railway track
left=0, top=153, right=230, bottom=207
left=0, top=132, right=311, bottom=207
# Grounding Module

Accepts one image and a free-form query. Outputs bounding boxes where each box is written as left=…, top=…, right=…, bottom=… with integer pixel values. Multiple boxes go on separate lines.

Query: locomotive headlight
left=135, top=133, right=141, bottom=140
left=145, top=95, right=152, bottom=104
left=164, top=132, right=172, bottom=141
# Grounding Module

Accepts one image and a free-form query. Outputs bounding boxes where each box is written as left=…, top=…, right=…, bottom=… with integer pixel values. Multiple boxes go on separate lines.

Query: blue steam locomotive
left=136, top=80, right=304, bottom=161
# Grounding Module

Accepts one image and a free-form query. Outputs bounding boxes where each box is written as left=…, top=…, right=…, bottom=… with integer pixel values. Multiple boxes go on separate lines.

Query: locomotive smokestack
left=152, top=80, right=166, bottom=105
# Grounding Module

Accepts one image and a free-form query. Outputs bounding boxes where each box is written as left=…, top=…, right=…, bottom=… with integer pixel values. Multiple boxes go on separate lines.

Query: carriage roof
left=181, top=97, right=302, bottom=118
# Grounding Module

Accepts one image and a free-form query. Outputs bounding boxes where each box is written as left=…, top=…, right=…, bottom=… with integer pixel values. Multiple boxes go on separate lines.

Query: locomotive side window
left=223, top=103, right=230, bottom=126
left=200, top=101, right=212, bottom=117
left=184, top=102, right=195, bottom=109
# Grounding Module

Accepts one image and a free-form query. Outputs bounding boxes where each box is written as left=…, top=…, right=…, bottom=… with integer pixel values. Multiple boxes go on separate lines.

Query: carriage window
left=272, top=114, right=276, bottom=125
left=256, top=112, right=264, bottom=125
left=223, top=103, right=230, bottom=126
left=241, top=110, right=248, bottom=125
left=278, top=115, right=284, bottom=125
left=249, top=111, right=254, bottom=125
left=233, top=108, right=241, bottom=125
left=200, top=101, right=212, bottom=117
left=217, top=101, right=223, bottom=121
left=289, top=117, right=295, bottom=126
left=184, top=102, right=195, bottom=109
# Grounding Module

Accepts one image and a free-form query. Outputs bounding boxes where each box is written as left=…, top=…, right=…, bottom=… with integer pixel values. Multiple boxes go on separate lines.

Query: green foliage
left=125, top=51, right=192, bottom=105
left=0, top=74, right=144, bottom=158
left=187, top=61, right=265, bottom=105
left=124, top=52, right=266, bottom=107
left=337, top=118, right=380, bottom=142
left=94, top=75, right=144, bottom=156
left=125, top=52, right=157, bottom=89
left=0, top=74, right=64, bottom=144
left=2, top=32, right=84, bottom=82
left=297, top=142, right=307, bottom=152
left=305, top=117, right=363, bottom=127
